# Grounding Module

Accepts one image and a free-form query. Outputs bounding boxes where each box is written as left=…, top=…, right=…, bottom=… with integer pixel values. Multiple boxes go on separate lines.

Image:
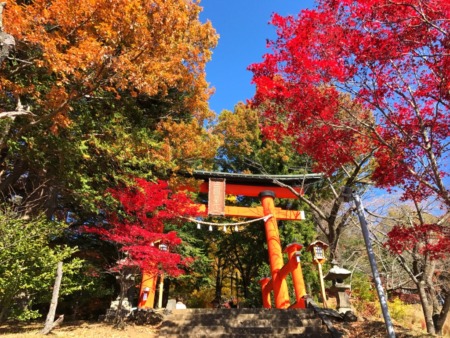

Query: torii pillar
left=259, top=190, right=290, bottom=309
left=138, top=271, right=157, bottom=309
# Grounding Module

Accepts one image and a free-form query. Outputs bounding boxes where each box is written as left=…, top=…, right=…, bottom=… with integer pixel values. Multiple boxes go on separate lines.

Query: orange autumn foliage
left=157, top=118, right=222, bottom=171
left=3, top=0, right=218, bottom=128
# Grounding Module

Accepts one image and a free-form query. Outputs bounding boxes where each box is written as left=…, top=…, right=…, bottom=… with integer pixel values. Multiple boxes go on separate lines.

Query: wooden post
left=317, top=263, right=328, bottom=308
left=259, top=191, right=290, bottom=309
left=157, top=273, right=164, bottom=308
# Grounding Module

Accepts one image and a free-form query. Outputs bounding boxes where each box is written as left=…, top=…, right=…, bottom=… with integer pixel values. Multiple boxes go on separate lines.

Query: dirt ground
left=0, top=319, right=439, bottom=338
left=0, top=321, right=159, bottom=338
left=333, top=319, right=435, bottom=338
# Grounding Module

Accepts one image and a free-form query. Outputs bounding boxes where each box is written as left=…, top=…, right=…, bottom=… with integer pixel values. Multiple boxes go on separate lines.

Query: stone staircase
left=158, top=307, right=337, bottom=337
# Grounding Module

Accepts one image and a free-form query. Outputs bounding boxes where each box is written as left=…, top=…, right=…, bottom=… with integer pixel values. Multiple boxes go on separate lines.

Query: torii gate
left=138, top=171, right=322, bottom=309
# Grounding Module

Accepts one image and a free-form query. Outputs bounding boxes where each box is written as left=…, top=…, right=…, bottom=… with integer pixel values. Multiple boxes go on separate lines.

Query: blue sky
left=199, top=0, right=316, bottom=115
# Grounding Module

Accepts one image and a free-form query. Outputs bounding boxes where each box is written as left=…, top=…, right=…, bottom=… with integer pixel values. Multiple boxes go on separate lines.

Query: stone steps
left=158, top=308, right=334, bottom=337
left=161, top=317, right=322, bottom=327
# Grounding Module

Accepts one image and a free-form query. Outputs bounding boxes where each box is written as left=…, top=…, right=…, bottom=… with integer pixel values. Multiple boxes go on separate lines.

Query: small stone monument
left=166, top=298, right=176, bottom=311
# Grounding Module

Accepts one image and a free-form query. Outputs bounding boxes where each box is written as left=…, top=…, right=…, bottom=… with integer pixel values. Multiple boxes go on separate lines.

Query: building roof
left=190, top=170, right=323, bottom=187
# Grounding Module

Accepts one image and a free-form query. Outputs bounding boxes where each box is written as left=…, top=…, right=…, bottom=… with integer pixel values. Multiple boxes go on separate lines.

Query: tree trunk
left=215, top=267, right=222, bottom=304
left=0, top=296, right=11, bottom=323
left=114, top=273, right=127, bottom=330
left=162, top=278, right=170, bottom=309
left=434, top=289, right=450, bottom=335
left=0, top=3, right=16, bottom=65
left=214, top=257, right=224, bottom=306
left=417, top=280, right=436, bottom=335
left=41, top=261, right=63, bottom=335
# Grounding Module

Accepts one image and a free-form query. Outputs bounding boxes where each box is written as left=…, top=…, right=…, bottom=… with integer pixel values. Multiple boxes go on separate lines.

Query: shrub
left=0, top=209, right=83, bottom=322
left=388, top=297, right=408, bottom=322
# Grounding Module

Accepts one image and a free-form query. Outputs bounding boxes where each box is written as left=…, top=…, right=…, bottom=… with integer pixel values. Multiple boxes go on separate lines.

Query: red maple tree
left=249, top=0, right=450, bottom=207
left=385, top=223, right=450, bottom=260
left=85, top=178, right=201, bottom=277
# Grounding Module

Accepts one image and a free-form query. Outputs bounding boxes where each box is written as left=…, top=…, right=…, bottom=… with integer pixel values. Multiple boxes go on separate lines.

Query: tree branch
left=0, top=99, right=34, bottom=120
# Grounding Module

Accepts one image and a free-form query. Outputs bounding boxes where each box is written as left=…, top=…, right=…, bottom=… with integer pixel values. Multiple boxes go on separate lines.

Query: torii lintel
left=191, top=170, right=323, bottom=198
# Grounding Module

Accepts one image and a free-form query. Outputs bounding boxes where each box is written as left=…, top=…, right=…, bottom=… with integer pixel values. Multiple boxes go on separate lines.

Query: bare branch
left=0, top=2, right=6, bottom=31
left=0, top=99, right=34, bottom=120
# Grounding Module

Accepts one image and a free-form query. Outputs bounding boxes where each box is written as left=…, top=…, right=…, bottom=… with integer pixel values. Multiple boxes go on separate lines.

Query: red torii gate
left=138, top=171, right=322, bottom=309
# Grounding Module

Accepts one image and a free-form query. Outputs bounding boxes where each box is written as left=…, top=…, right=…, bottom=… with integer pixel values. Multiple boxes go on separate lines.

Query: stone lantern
left=324, top=260, right=354, bottom=317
